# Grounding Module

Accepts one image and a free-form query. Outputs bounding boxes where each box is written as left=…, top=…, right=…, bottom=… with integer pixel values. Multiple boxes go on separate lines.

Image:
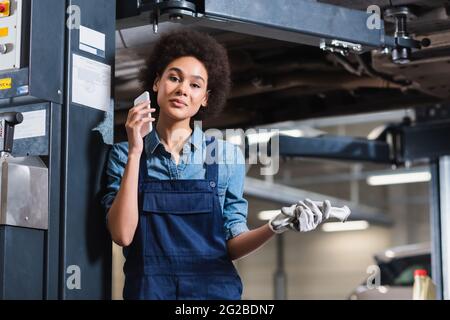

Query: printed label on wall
left=14, top=109, right=47, bottom=139
left=72, top=54, right=111, bottom=111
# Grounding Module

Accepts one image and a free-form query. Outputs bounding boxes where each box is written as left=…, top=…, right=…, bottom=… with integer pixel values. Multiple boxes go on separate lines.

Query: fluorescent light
left=227, top=134, right=243, bottom=146
left=322, top=220, right=369, bottom=232
left=246, top=129, right=308, bottom=145
left=280, top=129, right=304, bottom=137
left=258, top=210, right=281, bottom=221
left=367, top=171, right=431, bottom=186
left=247, top=132, right=275, bottom=145
left=385, top=250, right=396, bottom=258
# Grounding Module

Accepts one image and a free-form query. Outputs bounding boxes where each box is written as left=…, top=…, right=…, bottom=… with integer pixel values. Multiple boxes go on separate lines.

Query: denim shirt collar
left=145, top=125, right=204, bottom=155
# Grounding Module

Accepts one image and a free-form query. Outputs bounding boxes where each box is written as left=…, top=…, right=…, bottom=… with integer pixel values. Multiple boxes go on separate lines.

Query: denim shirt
left=101, top=125, right=249, bottom=240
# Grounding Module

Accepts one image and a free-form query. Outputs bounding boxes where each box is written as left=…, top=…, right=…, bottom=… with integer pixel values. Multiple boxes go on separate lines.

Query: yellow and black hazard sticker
left=0, top=78, right=12, bottom=90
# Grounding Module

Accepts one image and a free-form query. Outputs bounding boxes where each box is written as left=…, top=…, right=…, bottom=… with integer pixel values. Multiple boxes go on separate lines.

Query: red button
left=0, top=5, right=6, bottom=13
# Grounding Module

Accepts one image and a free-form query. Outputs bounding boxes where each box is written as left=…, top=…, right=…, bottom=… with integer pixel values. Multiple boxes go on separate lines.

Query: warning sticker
left=0, top=78, right=12, bottom=90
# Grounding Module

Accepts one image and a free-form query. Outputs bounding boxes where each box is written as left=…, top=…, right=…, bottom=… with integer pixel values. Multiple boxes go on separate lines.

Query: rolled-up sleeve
left=223, top=144, right=249, bottom=240
left=101, top=142, right=128, bottom=213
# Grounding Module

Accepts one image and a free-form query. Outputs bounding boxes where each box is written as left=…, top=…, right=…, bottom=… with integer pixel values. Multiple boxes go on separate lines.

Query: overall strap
left=138, top=146, right=149, bottom=184
left=205, top=136, right=218, bottom=183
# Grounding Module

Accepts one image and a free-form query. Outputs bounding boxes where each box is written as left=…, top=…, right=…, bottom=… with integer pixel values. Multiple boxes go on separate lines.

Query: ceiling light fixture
left=322, top=220, right=369, bottom=232
left=367, top=171, right=431, bottom=186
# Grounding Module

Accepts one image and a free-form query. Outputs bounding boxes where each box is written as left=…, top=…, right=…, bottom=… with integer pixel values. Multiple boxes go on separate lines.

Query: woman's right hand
left=125, top=101, right=156, bottom=156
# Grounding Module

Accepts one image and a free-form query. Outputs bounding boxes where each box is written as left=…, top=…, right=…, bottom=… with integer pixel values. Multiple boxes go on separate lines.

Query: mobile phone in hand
left=134, top=91, right=152, bottom=137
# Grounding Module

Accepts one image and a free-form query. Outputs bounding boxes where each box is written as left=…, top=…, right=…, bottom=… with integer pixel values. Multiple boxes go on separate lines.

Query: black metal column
left=61, top=0, right=115, bottom=299
left=430, top=160, right=444, bottom=300
left=433, top=156, right=450, bottom=300
left=0, top=0, right=114, bottom=299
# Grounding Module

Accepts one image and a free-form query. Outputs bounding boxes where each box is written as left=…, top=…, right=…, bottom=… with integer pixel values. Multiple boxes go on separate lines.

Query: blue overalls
left=123, top=137, right=243, bottom=300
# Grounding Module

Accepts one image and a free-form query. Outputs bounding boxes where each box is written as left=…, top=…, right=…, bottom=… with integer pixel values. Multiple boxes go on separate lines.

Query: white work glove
left=269, top=199, right=331, bottom=233
left=268, top=204, right=297, bottom=234
left=294, top=199, right=331, bottom=232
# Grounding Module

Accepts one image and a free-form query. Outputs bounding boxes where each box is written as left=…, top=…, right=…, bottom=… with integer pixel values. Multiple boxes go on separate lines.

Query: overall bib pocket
left=141, top=191, right=215, bottom=257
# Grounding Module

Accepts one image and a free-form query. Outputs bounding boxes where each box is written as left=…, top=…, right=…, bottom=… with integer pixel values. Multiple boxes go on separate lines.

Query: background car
left=349, top=243, right=431, bottom=300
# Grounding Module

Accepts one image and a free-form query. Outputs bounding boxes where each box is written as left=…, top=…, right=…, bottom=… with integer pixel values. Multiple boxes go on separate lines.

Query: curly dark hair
left=139, top=29, right=231, bottom=120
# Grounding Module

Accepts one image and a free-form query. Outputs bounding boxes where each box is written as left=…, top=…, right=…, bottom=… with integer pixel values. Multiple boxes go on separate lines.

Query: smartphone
left=134, top=91, right=152, bottom=137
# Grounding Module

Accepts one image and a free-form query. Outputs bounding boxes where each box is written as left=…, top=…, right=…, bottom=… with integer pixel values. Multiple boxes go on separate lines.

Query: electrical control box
left=0, top=0, right=22, bottom=71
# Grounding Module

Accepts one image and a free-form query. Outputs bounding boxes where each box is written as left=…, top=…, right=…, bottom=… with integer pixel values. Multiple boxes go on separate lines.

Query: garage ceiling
left=114, top=0, right=450, bottom=140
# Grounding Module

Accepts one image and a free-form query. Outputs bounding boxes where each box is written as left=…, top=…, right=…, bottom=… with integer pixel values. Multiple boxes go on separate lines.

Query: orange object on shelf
left=0, top=1, right=10, bottom=17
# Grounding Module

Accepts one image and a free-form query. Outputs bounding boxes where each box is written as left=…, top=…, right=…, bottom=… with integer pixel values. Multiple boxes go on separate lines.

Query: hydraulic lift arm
left=272, top=105, right=450, bottom=166
left=116, top=0, right=428, bottom=62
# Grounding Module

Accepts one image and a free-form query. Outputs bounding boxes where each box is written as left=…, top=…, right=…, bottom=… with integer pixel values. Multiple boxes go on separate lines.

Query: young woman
left=102, top=30, right=329, bottom=300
